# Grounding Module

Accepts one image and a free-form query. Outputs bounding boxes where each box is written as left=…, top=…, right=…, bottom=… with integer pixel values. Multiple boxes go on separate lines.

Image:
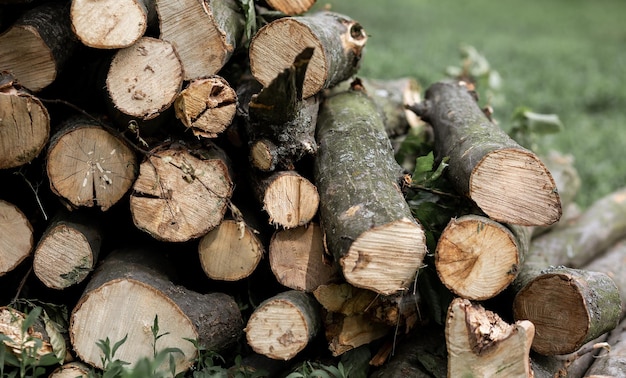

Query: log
left=105, top=36, right=183, bottom=121
left=584, top=239, right=626, bottom=317
left=408, top=81, right=562, bottom=226
left=0, top=306, right=56, bottom=363
left=46, top=117, right=138, bottom=211
left=155, top=0, right=245, bottom=80
left=0, top=74, right=50, bottom=169
left=130, top=140, right=233, bottom=242
left=269, top=223, right=339, bottom=292
left=70, top=0, right=155, bottom=49
left=245, top=290, right=321, bottom=360
left=174, top=75, right=237, bottom=139
left=0, top=199, right=33, bottom=276
left=446, top=298, right=535, bottom=377
left=49, top=361, right=90, bottom=378
left=0, top=2, right=76, bottom=92
left=435, top=214, right=522, bottom=300
left=314, top=88, right=427, bottom=295
left=198, top=218, right=264, bottom=281
left=513, top=266, right=621, bottom=356
left=324, top=312, right=390, bottom=357
left=32, top=210, right=102, bottom=290
left=584, top=317, right=626, bottom=377
left=259, top=0, right=317, bottom=15
left=70, top=249, right=243, bottom=373
left=249, top=11, right=367, bottom=99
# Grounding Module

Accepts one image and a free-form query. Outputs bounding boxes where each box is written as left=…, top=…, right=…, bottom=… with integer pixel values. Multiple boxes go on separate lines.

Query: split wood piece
left=0, top=306, right=57, bottom=363
left=259, top=0, right=317, bottom=15
left=106, top=36, right=183, bottom=121
left=156, top=0, right=245, bottom=80
left=130, top=141, right=233, bottom=242
left=0, top=76, right=50, bottom=169
left=584, top=317, right=626, bottom=377
left=249, top=11, right=367, bottom=99
left=324, top=312, right=390, bottom=356
left=70, top=249, right=243, bottom=373
left=446, top=298, right=535, bottom=377
left=435, top=214, right=522, bottom=300
left=513, top=266, right=621, bottom=356
left=408, top=81, right=562, bottom=226
left=32, top=211, right=102, bottom=290
left=49, top=362, right=91, bottom=378
left=174, top=75, right=237, bottom=138
left=46, top=118, right=138, bottom=211
left=0, top=3, right=76, bottom=92
left=584, top=239, right=626, bottom=317
left=315, top=89, right=427, bottom=295
left=247, top=47, right=320, bottom=171
left=255, top=170, right=319, bottom=229
left=198, top=218, right=264, bottom=281
left=0, top=199, right=33, bottom=276
left=70, top=0, right=155, bottom=49
left=269, top=223, right=339, bottom=292
left=245, top=290, right=321, bottom=360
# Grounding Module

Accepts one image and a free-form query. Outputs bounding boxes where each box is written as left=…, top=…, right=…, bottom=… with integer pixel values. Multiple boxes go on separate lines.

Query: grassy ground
left=313, top=0, right=626, bottom=207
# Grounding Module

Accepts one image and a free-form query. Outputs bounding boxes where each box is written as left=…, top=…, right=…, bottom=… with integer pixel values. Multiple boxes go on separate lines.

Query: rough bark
left=0, top=74, right=50, bottom=169
left=269, top=223, right=339, bottom=292
left=513, top=267, right=621, bottom=356
left=584, top=317, right=626, bottom=377
left=435, top=214, right=521, bottom=300
left=70, top=249, right=243, bottom=373
left=32, top=210, right=102, bottom=290
left=259, top=0, right=317, bottom=15
left=0, top=199, right=33, bottom=276
left=446, top=298, right=535, bottom=377
left=156, top=0, right=245, bottom=80
left=130, top=140, right=233, bottom=242
left=70, top=0, right=156, bottom=49
left=174, top=75, right=237, bottom=138
left=46, top=117, right=138, bottom=211
left=106, top=36, right=183, bottom=121
left=584, top=239, right=626, bottom=318
left=249, top=11, right=367, bottom=99
left=408, top=81, right=562, bottom=226
left=0, top=2, right=76, bottom=92
left=245, top=290, right=321, bottom=360
left=314, top=88, right=427, bottom=295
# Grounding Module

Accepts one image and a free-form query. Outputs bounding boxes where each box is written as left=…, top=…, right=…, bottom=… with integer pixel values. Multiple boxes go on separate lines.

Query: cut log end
left=341, top=219, right=426, bottom=295
left=470, top=148, right=562, bottom=226
left=263, top=0, right=317, bottom=15
left=250, top=140, right=278, bottom=172
left=436, top=215, right=520, bottom=300
left=263, top=172, right=319, bottom=228
left=0, top=200, right=33, bottom=276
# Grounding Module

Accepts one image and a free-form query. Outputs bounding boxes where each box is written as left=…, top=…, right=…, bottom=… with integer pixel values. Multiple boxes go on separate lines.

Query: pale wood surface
left=0, top=199, right=33, bottom=276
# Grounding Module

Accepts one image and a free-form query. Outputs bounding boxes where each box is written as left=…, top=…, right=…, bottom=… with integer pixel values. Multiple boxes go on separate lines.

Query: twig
left=13, top=169, right=48, bottom=221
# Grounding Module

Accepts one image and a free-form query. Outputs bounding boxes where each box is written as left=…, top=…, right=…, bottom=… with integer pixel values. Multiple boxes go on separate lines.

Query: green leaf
left=111, top=334, right=128, bottom=359
left=21, top=306, right=42, bottom=335
left=42, top=311, right=67, bottom=362
left=412, top=152, right=435, bottom=183
left=339, top=346, right=370, bottom=378
left=37, top=352, right=61, bottom=367
left=238, top=0, right=256, bottom=43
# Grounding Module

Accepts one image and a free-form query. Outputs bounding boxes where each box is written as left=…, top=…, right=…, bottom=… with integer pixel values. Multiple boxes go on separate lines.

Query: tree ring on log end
left=263, top=171, right=319, bottom=229
left=0, top=200, right=33, bottom=276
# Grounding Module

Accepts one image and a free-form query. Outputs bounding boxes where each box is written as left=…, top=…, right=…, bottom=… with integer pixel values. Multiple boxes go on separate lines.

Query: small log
left=245, top=290, right=321, bottom=360
left=70, top=249, right=243, bottom=373
left=254, top=170, right=319, bottom=229
left=259, top=0, right=317, bottom=15
left=174, top=75, right=237, bottom=138
left=583, top=317, right=626, bottom=377
left=198, top=218, right=264, bottom=281
left=49, top=361, right=90, bottom=378
left=0, top=74, right=50, bottom=169
left=314, top=89, right=427, bottom=295
left=0, top=199, right=33, bottom=276
left=156, top=0, right=245, bottom=80
left=435, top=214, right=522, bottom=300
left=106, top=36, right=183, bottom=121
left=269, top=223, right=339, bottom=292
left=46, top=117, right=138, bottom=211
left=0, top=3, right=76, bottom=92
left=130, top=141, right=233, bottom=242
left=249, top=11, right=367, bottom=99
left=32, top=210, right=102, bottom=290
left=408, top=81, right=562, bottom=226
left=70, top=0, right=156, bottom=49
left=446, top=298, right=535, bottom=377
left=513, top=267, right=621, bottom=356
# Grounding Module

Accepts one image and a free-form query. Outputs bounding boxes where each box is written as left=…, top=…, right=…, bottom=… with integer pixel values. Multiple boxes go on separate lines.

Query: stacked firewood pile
left=1, top=1, right=624, bottom=377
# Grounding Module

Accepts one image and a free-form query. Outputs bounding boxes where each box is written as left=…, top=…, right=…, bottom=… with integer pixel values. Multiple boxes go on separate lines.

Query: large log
left=249, top=11, right=367, bottom=99
left=408, top=81, right=562, bottom=226
left=314, top=88, right=427, bottom=295
left=46, top=117, right=138, bottom=211
left=70, top=249, right=243, bottom=373
left=130, top=140, right=233, bottom=242
left=0, top=199, right=33, bottom=276
left=0, top=74, right=50, bottom=169
left=0, top=2, right=76, bottom=92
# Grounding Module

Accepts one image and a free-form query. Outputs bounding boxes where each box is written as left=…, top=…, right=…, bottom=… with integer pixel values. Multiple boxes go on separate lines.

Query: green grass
left=314, top=0, right=626, bottom=207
